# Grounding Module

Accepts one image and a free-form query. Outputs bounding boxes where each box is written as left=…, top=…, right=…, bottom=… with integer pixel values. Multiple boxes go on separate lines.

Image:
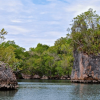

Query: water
left=0, top=79, right=100, bottom=100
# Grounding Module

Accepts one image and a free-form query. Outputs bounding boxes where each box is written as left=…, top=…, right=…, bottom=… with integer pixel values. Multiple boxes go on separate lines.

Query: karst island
left=0, top=9, right=100, bottom=91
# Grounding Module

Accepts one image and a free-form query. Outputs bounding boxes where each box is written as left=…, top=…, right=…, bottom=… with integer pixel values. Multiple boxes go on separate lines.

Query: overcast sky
left=0, top=0, right=100, bottom=50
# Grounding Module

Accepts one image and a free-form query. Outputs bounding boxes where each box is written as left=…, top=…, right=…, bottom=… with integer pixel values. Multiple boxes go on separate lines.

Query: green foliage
left=0, top=40, right=26, bottom=71
left=0, top=28, right=7, bottom=41
left=0, top=45, right=20, bottom=70
left=70, top=8, right=100, bottom=55
left=0, top=40, right=25, bottom=59
left=0, top=25, right=74, bottom=77
left=32, top=43, right=49, bottom=54
left=21, top=37, right=73, bottom=76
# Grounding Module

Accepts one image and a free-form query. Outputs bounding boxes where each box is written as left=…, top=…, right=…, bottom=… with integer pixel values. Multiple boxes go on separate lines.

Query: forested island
left=1, top=9, right=100, bottom=82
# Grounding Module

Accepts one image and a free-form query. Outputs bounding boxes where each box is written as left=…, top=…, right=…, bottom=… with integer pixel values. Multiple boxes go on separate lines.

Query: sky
left=0, top=0, right=100, bottom=50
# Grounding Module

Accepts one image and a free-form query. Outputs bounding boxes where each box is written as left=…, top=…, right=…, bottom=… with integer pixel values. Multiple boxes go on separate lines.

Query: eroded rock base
left=71, top=80, right=100, bottom=83
left=71, top=50, right=100, bottom=83
left=0, top=86, right=18, bottom=90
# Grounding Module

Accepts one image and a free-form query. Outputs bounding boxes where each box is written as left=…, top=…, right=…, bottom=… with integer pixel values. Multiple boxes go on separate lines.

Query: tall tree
left=0, top=28, right=7, bottom=43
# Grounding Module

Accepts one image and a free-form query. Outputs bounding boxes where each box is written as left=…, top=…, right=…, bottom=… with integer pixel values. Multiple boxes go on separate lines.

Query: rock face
left=71, top=50, right=100, bottom=83
left=0, top=62, right=18, bottom=89
left=21, top=74, right=31, bottom=79
left=33, top=74, right=40, bottom=79
left=41, top=75, right=48, bottom=79
left=60, top=75, right=70, bottom=80
left=21, top=74, right=41, bottom=79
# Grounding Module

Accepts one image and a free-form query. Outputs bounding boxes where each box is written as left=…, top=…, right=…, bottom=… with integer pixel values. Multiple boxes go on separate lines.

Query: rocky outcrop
left=41, top=75, right=48, bottom=79
left=33, top=74, right=40, bottom=79
left=21, top=74, right=71, bottom=80
left=0, top=62, right=18, bottom=90
left=21, top=74, right=31, bottom=79
left=48, top=75, right=60, bottom=79
left=71, top=50, right=100, bottom=83
left=60, top=75, right=71, bottom=80
left=21, top=74, right=41, bottom=79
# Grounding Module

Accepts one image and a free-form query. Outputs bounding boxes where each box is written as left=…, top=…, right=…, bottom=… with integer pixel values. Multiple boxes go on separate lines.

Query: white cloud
left=0, top=0, right=100, bottom=50
left=45, top=31, right=63, bottom=37
left=40, top=12, right=47, bottom=14
left=4, top=25, right=30, bottom=35
left=11, top=20, right=22, bottom=23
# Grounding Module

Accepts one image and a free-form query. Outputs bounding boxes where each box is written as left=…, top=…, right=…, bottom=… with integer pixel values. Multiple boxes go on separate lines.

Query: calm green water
left=0, top=79, right=100, bottom=100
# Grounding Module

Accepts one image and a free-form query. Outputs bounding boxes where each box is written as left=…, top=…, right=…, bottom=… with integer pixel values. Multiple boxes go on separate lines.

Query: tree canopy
left=0, top=28, right=7, bottom=43
left=70, top=8, right=100, bottom=55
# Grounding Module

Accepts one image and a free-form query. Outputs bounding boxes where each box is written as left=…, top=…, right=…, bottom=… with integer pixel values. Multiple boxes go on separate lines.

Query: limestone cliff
left=0, top=62, right=18, bottom=89
left=71, top=50, right=100, bottom=83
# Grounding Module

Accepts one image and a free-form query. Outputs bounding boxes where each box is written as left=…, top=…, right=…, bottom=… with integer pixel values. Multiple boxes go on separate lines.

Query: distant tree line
left=0, top=37, right=73, bottom=77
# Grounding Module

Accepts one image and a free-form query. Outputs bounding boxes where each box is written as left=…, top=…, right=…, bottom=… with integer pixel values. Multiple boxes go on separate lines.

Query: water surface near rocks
left=0, top=79, right=100, bottom=100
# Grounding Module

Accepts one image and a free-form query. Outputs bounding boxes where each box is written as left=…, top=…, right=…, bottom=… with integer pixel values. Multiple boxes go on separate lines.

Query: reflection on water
left=0, top=90, right=18, bottom=100
left=18, top=79, right=71, bottom=83
left=72, top=84, right=100, bottom=100
left=0, top=79, right=100, bottom=100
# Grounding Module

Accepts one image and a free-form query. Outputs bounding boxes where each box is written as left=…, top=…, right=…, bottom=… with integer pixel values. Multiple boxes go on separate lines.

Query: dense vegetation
left=0, top=35, right=73, bottom=77
left=70, top=8, right=100, bottom=55
left=0, top=8, right=99, bottom=77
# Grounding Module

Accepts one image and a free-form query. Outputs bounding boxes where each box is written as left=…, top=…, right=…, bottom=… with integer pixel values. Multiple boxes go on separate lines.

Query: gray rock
left=0, top=61, right=18, bottom=89
left=41, top=75, right=48, bottom=79
left=71, top=50, right=100, bottom=83
left=33, top=74, right=40, bottom=79
left=21, top=73, right=31, bottom=79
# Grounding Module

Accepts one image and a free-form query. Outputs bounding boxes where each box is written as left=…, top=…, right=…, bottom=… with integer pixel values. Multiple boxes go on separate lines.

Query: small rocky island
left=0, top=62, right=18, bottom=90
left=70, top=9, right=100, bottom=83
